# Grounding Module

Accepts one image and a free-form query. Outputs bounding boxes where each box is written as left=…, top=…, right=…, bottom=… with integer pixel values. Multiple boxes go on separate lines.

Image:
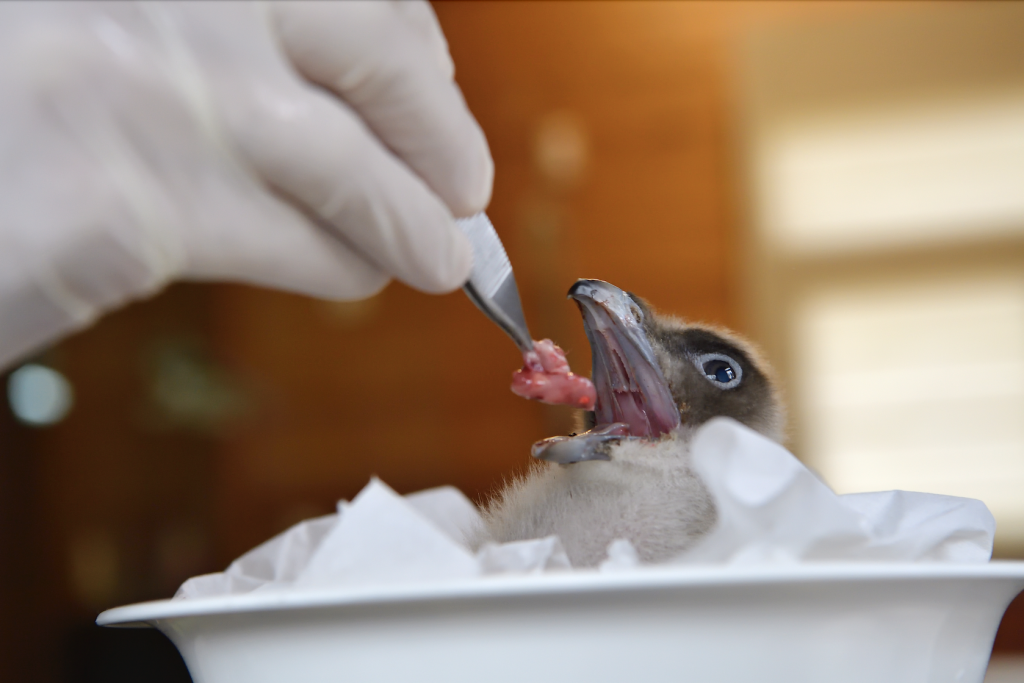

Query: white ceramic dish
left=98, top=562, right=1024, bottom=683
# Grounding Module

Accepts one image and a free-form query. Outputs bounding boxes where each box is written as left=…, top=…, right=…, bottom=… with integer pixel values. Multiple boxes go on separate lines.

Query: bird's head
left=542, top=279, right=783, bottom=461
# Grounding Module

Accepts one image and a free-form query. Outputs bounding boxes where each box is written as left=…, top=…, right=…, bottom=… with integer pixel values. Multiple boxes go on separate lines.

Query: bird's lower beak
left=568, top=279, right=680, bottom=438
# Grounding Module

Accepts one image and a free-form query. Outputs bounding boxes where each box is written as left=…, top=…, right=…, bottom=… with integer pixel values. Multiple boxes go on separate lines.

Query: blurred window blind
left=793, top=273, right=1024, bottom=545
left=757, top=93, right=1024, bottom=254
left=742, top=5, right=1024, bottom=553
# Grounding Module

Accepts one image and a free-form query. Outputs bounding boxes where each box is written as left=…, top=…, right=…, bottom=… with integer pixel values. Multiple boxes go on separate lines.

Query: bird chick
left=477, top=279, right=784, bottom=567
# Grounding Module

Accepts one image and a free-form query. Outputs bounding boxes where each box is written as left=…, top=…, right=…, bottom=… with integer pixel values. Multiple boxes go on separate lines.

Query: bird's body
left=482, top=429, right=714, bottom=566
left=475, top=280, right=783, bottom=567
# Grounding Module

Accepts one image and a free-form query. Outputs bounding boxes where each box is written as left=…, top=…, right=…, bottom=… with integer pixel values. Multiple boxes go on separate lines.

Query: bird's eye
left=694, top=353, right=742, bottom=389
left=706, top=360, right=735, bottom=383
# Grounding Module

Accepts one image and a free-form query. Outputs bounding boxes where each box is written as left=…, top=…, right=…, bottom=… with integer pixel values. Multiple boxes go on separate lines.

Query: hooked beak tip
left=567, top=279, right=589, bottom=300
left=567, top=278, right=619, bottom=304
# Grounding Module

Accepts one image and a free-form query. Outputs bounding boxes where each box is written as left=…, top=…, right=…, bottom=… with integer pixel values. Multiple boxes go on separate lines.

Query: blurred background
left=3, top=2, right=1024, bottom=681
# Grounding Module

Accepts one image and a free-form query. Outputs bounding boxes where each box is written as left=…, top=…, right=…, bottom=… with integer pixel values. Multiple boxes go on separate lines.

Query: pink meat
left=511, top=339, right=597, bottom=410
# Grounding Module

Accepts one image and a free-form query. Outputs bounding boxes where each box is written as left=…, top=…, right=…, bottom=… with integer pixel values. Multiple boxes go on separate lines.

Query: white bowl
left=98, top=562, right=1024, bottom=683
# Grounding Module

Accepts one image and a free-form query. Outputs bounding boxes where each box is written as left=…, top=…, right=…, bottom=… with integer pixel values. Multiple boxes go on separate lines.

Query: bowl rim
left=97, top=560, right=1024, bottom=627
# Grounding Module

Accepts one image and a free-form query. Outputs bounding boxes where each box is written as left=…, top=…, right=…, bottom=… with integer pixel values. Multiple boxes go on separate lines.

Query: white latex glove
left=0, top=1, right=492, bottom=369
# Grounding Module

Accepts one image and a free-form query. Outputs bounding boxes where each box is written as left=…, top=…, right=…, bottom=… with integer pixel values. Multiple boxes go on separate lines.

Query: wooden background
left=3, top=3, right=1018, bottom=682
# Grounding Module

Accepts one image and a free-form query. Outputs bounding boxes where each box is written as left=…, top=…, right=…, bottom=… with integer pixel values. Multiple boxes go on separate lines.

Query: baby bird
left=478, top=279, right=784, bottom=567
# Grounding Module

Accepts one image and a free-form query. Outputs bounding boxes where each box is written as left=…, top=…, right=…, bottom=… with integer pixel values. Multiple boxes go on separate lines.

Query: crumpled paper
left=176, top=418, right=995, bottom=599
left=175, top=480, right=572, bottom=599
left=677, top=418, right=995, bottom=565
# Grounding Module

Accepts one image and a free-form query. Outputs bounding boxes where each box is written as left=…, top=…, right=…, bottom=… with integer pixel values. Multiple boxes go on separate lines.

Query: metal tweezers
left=455, top=213, right=534, bottom=354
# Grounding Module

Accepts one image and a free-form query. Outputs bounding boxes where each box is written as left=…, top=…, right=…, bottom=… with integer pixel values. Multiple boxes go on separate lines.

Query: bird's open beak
left=568, top=279, right=680, bottom=438
left=532, top=279, right=681, bottom=464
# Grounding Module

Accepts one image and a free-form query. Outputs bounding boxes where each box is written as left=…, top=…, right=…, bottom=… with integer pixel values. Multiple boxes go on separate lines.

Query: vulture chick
left=477, top=279, right=784, bottom=567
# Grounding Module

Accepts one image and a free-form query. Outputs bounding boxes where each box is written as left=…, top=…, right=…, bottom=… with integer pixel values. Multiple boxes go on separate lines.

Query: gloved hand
left=0, top=1, right=492, bottom=369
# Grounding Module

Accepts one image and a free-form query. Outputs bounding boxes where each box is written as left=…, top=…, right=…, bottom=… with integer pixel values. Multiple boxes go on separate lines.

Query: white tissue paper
left=678, top=418, right=995, bottom=565
left=176, top=418, right=995, bottom=599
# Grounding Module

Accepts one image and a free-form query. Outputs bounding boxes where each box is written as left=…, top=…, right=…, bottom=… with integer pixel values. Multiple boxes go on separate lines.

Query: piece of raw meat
left=510, top=339, right=596, bottom=409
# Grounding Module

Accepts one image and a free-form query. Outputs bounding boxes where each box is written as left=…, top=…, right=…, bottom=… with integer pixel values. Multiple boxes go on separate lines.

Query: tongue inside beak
left=569, top=280, right=680, bottom=438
